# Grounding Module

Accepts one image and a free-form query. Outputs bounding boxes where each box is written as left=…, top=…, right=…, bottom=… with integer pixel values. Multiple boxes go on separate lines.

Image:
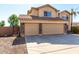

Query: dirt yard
left=0, top=36, right=28, bottom=54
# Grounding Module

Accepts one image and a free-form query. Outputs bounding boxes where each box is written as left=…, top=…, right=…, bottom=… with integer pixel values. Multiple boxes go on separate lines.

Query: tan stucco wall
left=24, top=19, right=66, bottom=36
left=38, top=6, right=58, bottom=17
left=28, top=8, right=38, bottom=16
left=60, top=12, right=71, bottom=31
left=42, top=23, right=64, bottom=34
left=25, top=23, right=39, bottom=36
left=28, top=6, right=58, bottom=17
left=20, top=19, right=68, bottom=24
left=60, top=12, right=70, bottom=16
left=21, top=19, right=68, bottom=36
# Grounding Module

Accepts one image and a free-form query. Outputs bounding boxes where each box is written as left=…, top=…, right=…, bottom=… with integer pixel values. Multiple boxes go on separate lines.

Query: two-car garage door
left=25, top=23, right=64, bottom=36
left=42, top=24, right=64, bottom=34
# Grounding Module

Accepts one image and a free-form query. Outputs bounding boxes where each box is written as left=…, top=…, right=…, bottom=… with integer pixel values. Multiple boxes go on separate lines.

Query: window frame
left=44, top=11, right=52, bottom=17
left=61, top=15, right=69, bottom=20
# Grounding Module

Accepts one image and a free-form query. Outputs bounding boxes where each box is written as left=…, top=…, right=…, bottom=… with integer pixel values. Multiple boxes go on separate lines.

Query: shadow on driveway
left=25, top=34, right=79, bottom=45
left=12, top=37, right=26, bottom=45
left=12, top=36, right=28, bottom=54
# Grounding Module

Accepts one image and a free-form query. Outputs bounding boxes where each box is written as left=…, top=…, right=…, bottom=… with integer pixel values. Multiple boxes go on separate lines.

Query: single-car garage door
left=25, top=23, right=39, bottom=36
left=42, top=23, right=64, bottom=34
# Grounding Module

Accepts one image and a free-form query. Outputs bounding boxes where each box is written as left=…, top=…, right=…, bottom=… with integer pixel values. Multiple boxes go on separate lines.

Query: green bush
left=71, top=26, right=79, bottom=34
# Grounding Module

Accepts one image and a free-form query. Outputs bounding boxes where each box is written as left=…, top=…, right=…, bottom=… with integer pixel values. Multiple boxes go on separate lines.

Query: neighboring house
left=19, top=4, right=71, bottom=36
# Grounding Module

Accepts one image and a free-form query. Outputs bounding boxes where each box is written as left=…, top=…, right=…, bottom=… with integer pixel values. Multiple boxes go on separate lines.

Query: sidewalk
left=27, top=43, right=79, bottom=54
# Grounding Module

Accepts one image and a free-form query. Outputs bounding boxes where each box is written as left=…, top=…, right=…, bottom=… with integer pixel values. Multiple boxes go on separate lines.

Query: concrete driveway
left=25, top=34, right=79, bottom=54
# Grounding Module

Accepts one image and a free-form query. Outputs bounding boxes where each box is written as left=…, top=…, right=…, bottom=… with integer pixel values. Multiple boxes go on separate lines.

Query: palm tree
left=71, top=9, right=77, bottom=31
left=8, top=14, right=19, bottom=35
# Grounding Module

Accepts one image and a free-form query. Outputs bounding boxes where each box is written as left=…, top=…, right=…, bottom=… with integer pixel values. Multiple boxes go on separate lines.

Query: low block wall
left=0, top=27, right=19, bottom=37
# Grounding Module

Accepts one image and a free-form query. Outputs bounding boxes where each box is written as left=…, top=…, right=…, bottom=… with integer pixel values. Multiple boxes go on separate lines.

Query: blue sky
left=0, top=4, right=79, bottom=26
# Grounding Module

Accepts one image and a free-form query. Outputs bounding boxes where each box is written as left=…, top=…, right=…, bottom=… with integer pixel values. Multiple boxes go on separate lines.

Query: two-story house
left=19, top=4, right=71, bottom=36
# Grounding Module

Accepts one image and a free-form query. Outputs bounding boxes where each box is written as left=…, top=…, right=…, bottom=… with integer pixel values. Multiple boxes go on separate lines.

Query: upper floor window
left=44, top=11, right=51, bottom=17
left=61, top=16, right=68, bottom=20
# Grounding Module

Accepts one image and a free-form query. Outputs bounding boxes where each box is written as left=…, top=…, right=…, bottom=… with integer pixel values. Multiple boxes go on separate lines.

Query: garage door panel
left=42, top=24, right=64, bottom=34
left=25, top=24, right=39, bottom=35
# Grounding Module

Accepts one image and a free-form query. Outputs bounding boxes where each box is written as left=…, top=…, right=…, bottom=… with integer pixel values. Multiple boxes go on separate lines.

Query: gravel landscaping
left=0, top=37, right=28, bottom=54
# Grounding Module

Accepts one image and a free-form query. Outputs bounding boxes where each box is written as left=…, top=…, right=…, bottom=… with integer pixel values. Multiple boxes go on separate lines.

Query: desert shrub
left=71, top=26, right=79, bottom=34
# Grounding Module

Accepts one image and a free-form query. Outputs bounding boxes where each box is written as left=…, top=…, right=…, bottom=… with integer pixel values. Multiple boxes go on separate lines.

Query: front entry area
left=24, top=23, right=65, bottom=36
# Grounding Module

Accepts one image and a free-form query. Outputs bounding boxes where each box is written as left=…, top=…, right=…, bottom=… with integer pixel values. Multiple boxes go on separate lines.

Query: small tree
left=0, top=21, right=5, bottom=27
left=8, top=14, right=19, bottom=27
left=8, top=14, right=19, bottom=35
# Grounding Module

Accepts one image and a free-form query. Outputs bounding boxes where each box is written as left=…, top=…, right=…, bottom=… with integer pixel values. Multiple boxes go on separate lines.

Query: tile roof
left=37, top=4, right=58, bottom=11
left=31, top=16, right=64, bottom=20
left=19, top=15, right=64, bottom=21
